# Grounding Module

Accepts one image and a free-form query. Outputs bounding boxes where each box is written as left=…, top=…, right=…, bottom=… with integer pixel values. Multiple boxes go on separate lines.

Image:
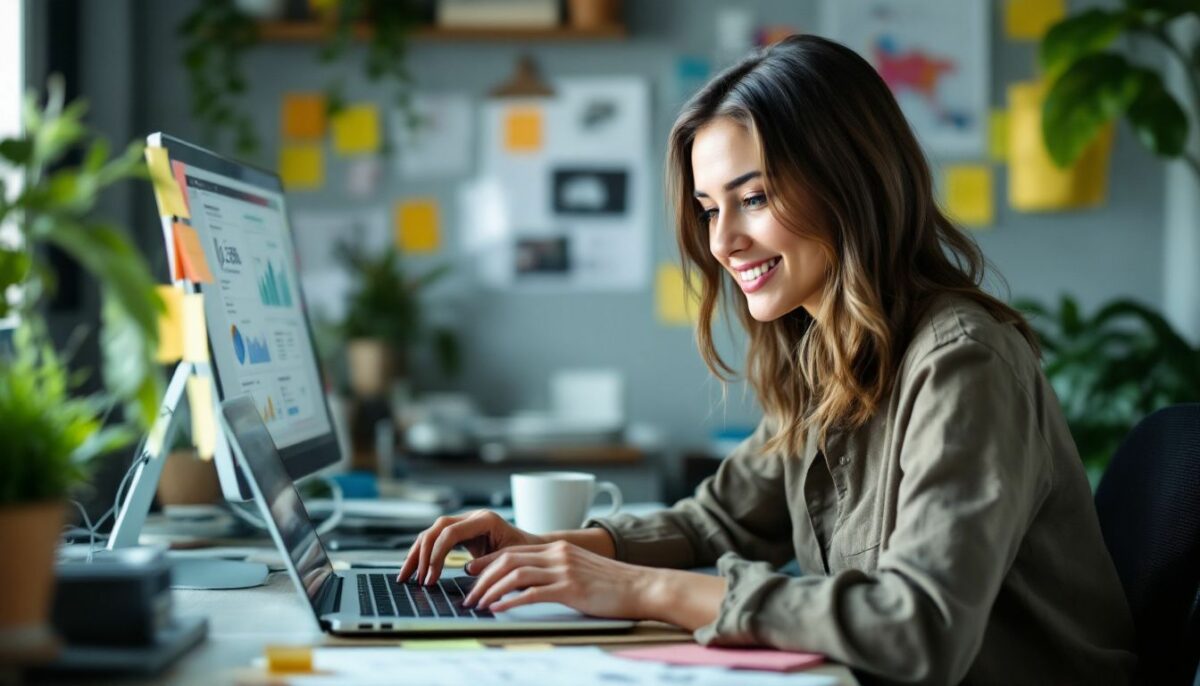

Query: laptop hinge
left=316, top=574, right=342, bottom=615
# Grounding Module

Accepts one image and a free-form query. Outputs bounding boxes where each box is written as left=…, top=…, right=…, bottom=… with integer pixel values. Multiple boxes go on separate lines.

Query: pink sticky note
left=613, top=643, right=824, bottom=672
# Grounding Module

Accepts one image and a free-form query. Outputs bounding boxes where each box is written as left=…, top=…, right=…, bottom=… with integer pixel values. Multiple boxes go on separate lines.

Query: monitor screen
left=154, top=133, right=340, bottom=480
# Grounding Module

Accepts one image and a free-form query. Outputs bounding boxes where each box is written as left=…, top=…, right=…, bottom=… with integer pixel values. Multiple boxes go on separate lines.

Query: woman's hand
left=462, top=540, right=657, bottom=618
left=397, top=510, right=544, bottom=586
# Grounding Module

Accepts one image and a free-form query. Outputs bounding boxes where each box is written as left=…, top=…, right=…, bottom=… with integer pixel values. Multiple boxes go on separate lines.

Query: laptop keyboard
left=358, top=574, right=495, bottom=620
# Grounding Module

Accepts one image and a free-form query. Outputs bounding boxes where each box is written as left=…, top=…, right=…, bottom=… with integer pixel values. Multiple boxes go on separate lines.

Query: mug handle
left=592, top=481, right=623, bottom=518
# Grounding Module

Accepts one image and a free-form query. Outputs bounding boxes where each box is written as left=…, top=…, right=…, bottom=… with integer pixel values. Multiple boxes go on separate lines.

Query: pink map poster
left=823, top=0, right=989, bottom=158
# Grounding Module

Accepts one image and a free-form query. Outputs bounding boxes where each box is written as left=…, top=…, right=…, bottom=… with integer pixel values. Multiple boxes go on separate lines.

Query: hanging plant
left=178, top=0, right=260, bottom=156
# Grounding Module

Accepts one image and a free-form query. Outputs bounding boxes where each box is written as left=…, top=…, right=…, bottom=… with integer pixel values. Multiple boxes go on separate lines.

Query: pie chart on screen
left=231, top=325, right=246, bottom=364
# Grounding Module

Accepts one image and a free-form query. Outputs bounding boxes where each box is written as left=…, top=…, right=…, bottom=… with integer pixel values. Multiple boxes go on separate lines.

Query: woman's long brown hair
left=667, top=35, right=1037, bottom=455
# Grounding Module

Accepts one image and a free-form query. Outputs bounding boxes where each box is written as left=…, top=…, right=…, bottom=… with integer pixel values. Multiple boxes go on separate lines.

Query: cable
left=224, top=472, right=346, bottom=537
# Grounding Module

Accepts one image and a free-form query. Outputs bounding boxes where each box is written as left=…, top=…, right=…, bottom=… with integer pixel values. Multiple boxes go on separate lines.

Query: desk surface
left=75, top=570, right=859, bottom=685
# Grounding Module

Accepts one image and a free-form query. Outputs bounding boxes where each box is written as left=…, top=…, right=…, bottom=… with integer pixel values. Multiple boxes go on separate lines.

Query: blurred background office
left=7, top=0, right=1200, bottom=510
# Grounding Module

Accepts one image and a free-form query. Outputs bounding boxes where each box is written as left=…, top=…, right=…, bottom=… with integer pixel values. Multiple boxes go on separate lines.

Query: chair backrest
left=1094, top=403, right=1200, bottom=686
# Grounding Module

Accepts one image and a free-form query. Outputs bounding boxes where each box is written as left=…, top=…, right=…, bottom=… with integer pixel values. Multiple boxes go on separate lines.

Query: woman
left=397, top=35, right=1136, bottom=685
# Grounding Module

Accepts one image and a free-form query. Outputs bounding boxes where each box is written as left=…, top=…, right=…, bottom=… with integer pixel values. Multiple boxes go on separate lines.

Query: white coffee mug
left=510, top=472, right=623, bottom=535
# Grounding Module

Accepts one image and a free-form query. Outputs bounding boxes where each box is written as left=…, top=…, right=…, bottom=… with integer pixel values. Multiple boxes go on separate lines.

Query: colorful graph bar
left=257, top=260, right=294, bottom=308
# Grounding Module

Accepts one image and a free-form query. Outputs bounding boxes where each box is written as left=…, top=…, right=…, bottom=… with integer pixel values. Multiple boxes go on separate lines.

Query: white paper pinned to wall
left=392, top=92, right=475, bottom=180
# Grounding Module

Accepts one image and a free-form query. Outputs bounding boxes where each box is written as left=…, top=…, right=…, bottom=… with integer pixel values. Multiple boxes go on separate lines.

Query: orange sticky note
left=265, top=645, right=313, bottom=673
left=181, top=293, right=209, bottom=363
left=944, top=164, right=994, bottom=228
left=145, top=146, right=189, bottom=219
left=155, top=285, right=184, bottom=364
left=173, top=223, right=214, bottom=283
left=504, top=108, right=542, bottom=153
left=279, top=144, right=324, bottom=190
left=331, top=104, right=381, bottom=155
left=1004, top=0, right=1065, bottom=40
left=170, top=160, right=191, bottom=215
left=396, top=198, right=441, bottom=253
left=282, top=93, right=327, bottom=140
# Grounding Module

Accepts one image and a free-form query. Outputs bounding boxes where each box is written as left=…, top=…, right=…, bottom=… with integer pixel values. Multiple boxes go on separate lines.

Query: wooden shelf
left=257, top=21, right=627, bottom=42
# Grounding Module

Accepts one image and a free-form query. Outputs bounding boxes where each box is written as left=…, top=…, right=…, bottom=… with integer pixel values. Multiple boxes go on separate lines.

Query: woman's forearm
left=540, top=527, right=617, bottom=558
left=642, top=568, right=727, bottom=630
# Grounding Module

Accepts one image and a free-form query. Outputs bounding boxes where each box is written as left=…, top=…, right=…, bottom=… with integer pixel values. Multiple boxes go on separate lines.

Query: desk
left=43, top=571, right=859, bottom=685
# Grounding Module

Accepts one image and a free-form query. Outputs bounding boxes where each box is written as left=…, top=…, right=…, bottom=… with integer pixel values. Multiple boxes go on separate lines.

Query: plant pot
left=346, top=338, right=396, bottom=399
left=0, top=500, right=65, bottom=664
left=567, top=0, right=621, bottom=29
left=157, top=450, right=223, bottom=506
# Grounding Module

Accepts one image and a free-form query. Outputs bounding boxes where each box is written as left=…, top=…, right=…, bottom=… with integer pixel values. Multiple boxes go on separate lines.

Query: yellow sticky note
left=186, top=375, right=217, bottom=459
left=396, top=198, right=441, bottom=253
left=504, top=108, right=542, bottom=153
left=173, top=223, right=214, bottom=284
left=282, top=93, right=327, bottom=140
left=279, top=144, right=324, bottom=191
left=182, top=293, right=209, bottom=363
left=155, top=285, right=184, bottom=364
left=989, top=109, right=1010, bottom=162
left=444, top=550, right=472, bottom=568
left=265, top=645, right=313, bottom=673
left=1008, top=81, right=1112, bottom=211
left=944, top=165, right=994, bottom=228
left=145, top=147, right=190, bottom=219
left=331, top=104, right=381, bottom=155
left=656, top=263, right=699, bottom=326
left=400, top=639, right=485, bottom=651
left=503, top=643, right=556, bottom=651
left=1004, top=0, right=1065, bottom=40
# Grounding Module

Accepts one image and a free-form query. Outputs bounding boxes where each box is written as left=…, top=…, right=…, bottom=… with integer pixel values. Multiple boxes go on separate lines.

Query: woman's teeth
left=738, top=257, right=779, bottom=282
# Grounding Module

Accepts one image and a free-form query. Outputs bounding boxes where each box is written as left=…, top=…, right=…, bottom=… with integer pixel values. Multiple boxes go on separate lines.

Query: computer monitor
left=154, top=133, right=341, bottom=498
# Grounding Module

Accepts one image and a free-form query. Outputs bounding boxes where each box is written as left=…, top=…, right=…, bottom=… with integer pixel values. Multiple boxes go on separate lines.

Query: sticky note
left=1008, top=81, right=1112, bottom=211
left=444, top=550, right=472, bottom=568
left=614, top=644, right=823, bottom=672
left=656, top=263, right=698, bottom=326
left=944, top=164, right=994, bottom=228
left=279, top=144, right=324, bottom=190
left=282, top=93, right=327, bottom=140
left=186, top=376, right=217, bottom=459
left=145, top=147, right=189, bottom=219
left=332, top=104, right=381, bottom=155
left=504, top=108, right=542, bottom=153
left=182, top=293, right=209, bottom=363
left=155, top=285, right=184, bottom=364
left=503, top=643, right=556, bottom=651
left=1004, top=0, right=1065, bottom=40
left=400, top=639, right=485, bottom=651
left=265, top=645, right=313, bottom=674
left=989, top=109, right=1010, bottom=162
left=170, top=160, right=191, bottom=215
left=395, top=198, right=441, bottom=253
left=173, top=223, right=214, bottom=283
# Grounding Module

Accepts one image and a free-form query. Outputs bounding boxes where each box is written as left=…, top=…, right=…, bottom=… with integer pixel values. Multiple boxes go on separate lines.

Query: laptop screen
left=221, top=395, right=334, bottom=612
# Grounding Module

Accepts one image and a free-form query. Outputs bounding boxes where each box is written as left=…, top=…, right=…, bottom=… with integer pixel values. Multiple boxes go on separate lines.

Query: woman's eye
left=699, top=207, right=718, bottom=223
left=743, top=193, right=767, bottom=209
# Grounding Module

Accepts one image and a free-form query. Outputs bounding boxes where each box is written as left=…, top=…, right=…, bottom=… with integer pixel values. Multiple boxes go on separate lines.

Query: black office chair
left=1093, top=403, right=1200, bottom=686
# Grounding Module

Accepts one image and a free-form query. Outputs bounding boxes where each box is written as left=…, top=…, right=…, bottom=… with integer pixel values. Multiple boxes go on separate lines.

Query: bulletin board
left=460, top=77, right=652, bottom=292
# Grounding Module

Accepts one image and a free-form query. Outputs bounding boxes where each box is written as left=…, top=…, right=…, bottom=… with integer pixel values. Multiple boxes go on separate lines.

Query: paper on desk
left=256, top=647, right=839, bottom=685
left=614, top=643, right=824, bottom=672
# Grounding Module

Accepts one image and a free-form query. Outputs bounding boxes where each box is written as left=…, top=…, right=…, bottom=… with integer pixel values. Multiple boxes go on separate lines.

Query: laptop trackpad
left=494, top=601, right=589, bottom=622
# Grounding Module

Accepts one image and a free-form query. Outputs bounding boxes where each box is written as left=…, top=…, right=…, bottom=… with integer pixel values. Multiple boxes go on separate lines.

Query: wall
left=110, top=0, right=1166, bottom=460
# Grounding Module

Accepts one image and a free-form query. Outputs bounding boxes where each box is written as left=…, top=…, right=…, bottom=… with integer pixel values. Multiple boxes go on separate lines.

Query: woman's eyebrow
left=694, top=170, right=763, bottom=199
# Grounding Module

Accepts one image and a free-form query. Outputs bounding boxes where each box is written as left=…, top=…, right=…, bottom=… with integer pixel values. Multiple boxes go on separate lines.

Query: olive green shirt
left=588, top=296, right=1136, bottom=685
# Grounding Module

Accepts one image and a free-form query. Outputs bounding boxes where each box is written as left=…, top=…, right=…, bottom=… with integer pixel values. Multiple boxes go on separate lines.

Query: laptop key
left=387, top=577, right=416, bottom=617
left=357, top=576, right=376, bottom=616
left=428, top=582, right=455, bottom=617
left=369, top=575, right=396, bottom=616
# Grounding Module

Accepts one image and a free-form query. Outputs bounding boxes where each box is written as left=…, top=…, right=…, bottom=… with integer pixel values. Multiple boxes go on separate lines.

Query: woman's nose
left=709, top=211, right=749, bottom=261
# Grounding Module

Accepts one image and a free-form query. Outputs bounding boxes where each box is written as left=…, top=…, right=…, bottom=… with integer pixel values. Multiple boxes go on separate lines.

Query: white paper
left=392, top=93, right=475, bottom=180
left=345, top=156, right=383, bottom=198
left=268, top=647, right=839, bottom=686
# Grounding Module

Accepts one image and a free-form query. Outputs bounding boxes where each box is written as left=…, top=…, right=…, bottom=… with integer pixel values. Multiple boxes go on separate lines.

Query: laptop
left=220, top=395, right=637, bottom=635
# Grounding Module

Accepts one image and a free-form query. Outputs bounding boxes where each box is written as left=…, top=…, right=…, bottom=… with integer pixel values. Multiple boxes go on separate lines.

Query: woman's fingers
left=424, top=516, right=494, bottom=585
left=396, top=532, right=425, bottom=582
left=472, top=566, right=559, bottom=610
left=403, top=514, right=463, bottom=583
left=465, top=542, right=561, bottom=576
left=489, top=582, right=564, bottom=613
left=464, top=550, right=551, bottom=606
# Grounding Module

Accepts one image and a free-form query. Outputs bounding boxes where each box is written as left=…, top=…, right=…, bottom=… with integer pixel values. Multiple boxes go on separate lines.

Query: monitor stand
left=107, top=361, right=267, bottom=590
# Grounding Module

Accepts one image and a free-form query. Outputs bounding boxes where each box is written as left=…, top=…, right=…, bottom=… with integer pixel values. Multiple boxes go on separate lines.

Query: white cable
left=224, top=474, right=345, bottom=537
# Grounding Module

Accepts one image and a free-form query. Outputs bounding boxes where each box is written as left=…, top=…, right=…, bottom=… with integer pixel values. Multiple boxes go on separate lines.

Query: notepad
left=613, top=643, right=824, bottom=672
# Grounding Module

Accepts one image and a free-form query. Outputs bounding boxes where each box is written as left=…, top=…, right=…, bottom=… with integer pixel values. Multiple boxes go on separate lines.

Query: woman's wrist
left=536, top=526, right=617, bottom=558
left=639, top=568, right=727, bottom=630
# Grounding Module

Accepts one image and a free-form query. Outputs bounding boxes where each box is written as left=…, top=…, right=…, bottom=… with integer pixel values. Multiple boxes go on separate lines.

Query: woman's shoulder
left=901, top=293, right=1039, bottom=381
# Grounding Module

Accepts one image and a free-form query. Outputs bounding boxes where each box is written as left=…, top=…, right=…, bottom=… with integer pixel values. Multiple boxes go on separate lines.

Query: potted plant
left=0, top=78, right=162, bottom=657
left=1016, top=295, right=1200, bottom=486
left=155, top=421, right=222, bottom=508
left=1039, top=0, right=1197, bottom=177
left=335, top=239, right=459, bottom=399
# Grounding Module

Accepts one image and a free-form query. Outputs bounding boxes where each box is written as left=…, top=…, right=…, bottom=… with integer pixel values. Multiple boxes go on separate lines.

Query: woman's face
left=691, top=118, right=830, bottom=322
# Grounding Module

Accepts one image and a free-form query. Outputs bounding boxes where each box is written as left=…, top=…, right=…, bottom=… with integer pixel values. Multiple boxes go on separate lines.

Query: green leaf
left=1039, top=9, right=1129, bottom=79
left=100, top=292, right=162, bottom=428
left=0, top=138, right=32, bottom=165
left=0, top=248, right=31, bottom=292
left=1043, top=53, right=1141, bottom=167
left=1126, top=69, right=1190, bottom=157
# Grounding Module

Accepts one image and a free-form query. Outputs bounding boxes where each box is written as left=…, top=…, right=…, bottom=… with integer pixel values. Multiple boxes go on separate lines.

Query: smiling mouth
left=736, top=257, right=780, bottom=292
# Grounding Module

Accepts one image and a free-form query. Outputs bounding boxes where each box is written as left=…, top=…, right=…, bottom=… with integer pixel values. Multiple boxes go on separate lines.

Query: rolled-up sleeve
left=694, top=337, right=1053, bottom=686
left=586, top=419, right=794, bottom=570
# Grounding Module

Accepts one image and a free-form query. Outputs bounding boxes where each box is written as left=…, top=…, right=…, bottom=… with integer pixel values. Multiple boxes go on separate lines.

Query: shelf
left=256, top=21, right=627, bottom=42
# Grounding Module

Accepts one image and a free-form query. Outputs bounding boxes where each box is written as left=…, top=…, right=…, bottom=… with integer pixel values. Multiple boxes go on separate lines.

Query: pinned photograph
left=552, top=168, right=628, bottom=215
